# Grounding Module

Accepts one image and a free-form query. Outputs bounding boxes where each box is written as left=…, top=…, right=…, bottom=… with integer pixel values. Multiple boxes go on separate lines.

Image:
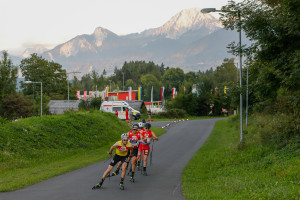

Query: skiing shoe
left=111, top=171, right=119, bottom=177
left=130, top=177, right=135, bottom=182
left=120, top=184, right=125, bottom=190
left=92, top=183, right=102, bottom=190
left=143, top=170, right=147, bottom=176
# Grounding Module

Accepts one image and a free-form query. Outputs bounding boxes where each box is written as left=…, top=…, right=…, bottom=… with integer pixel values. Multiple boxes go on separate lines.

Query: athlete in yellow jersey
left=92, top=133, right=133, bottom=190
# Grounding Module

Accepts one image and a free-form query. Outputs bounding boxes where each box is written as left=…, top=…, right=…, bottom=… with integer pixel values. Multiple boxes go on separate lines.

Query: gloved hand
left=108, top=151, right=112, bottom=155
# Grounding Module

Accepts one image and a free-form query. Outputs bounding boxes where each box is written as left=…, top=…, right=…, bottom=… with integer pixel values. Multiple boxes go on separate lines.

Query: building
left=107, top=91, right=136, bottom=101
left=48, top=100, right=80, bottom=114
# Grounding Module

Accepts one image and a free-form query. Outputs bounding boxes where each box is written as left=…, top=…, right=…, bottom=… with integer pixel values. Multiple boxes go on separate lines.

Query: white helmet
left=121, top=133, right=128, bottom=139
left=138, top=122, right=143, bottom=128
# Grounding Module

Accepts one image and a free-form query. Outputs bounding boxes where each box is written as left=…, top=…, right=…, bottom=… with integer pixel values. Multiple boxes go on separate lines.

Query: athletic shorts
left=132, top=148, right=138, bottom=157
left=109, top=154, right=127, bottom=166
left=138, top=143, right=150, bottom=155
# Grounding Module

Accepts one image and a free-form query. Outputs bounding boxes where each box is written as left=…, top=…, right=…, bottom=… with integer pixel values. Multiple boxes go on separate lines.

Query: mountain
left=13, top=8, right=248, bottom=75
left=22, top=45, right=49, bottom=58
left=140, top=8, right=222, bottom=39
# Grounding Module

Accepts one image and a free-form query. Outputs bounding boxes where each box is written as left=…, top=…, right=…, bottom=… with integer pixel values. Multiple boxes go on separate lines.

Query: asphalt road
left=0, top=119, right=220, bottom=200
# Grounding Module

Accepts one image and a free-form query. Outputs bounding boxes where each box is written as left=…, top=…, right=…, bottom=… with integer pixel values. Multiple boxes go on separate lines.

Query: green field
left=0, top=111, right=165, bottom=191
left=182, top=118, right=300, bottom=199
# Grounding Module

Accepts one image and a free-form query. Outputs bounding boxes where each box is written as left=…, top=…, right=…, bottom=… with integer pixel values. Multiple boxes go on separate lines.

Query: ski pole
left=150, top=140, right=154, bottom=166
left=104, top=153, right=113, bottom=163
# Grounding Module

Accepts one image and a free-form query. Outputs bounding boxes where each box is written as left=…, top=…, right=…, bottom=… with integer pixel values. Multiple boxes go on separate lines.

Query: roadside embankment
left=0, top=111, right=164, bottom=191
left=182, top=117, right=299, bottom=199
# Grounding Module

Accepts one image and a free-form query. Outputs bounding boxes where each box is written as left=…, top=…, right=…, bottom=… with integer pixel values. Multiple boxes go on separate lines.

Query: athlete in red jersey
left=111, top=124, right=140, bottom=178
left=128, top=124, right=141, bottom=182
left=138, top=122, right=158, bottom=175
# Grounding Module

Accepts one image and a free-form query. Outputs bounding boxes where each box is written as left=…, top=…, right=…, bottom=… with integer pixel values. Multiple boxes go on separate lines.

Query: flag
left=138, top=87, right=142, bottom=100
left=172, top=88, right=176, bottom=100
left=128, top=87, right=132, bottom=100
left=89, top=91, right=92, bottom=100
left=151, top=86, right=153, bottom=102
left=76, top=90, right=80, bottom=99
left=84, top=91, right=87, bottom=100
left=161, top=87, right=164, bottom=102
left=117, top=87, right=119, bottom=100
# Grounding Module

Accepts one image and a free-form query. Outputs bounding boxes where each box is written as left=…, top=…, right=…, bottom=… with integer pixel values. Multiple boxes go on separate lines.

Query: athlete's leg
left=103, top=165, right=114, bottom=179
left=92, top=164, right=113, bottom=189
left=120, top=161, right=128, bottom=190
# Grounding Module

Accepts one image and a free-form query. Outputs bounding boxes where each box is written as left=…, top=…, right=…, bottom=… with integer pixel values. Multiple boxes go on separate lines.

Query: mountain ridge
left=11, top=8, right=247, bottom=75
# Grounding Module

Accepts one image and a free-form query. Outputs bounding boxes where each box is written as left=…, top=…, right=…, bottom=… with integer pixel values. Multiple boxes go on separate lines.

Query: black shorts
left=109, top=154, right=128, bottom=166
left=132, top=148, right=138, bottom=157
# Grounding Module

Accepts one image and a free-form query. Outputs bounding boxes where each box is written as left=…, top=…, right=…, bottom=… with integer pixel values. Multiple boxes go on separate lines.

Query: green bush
left=255, top=114, right=300, bottom=148
left=0, top=116, right=8, bottom=124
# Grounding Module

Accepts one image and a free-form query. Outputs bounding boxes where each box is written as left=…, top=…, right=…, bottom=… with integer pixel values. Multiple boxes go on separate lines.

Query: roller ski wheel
left=120, top=184, right=125, bottom=190
left=92, top=183, right=102, bottom=190
left=143, top=171, right=147, bottom=176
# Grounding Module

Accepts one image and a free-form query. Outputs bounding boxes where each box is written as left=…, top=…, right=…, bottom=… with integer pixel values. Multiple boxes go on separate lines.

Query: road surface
left=0, top=119, right=220, bottom=200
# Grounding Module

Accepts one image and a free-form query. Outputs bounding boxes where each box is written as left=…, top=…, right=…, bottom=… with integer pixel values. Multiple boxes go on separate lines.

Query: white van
left=100, top=101, right=141, bottom=120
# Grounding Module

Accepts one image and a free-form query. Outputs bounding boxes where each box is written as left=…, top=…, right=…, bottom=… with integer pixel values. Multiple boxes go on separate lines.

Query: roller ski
left=92, top=183, right=102, bottom=190
left=142, top=167, right=147, bottom=176
left=130, top=176, right=135, bottom=182
left=109, top=170, right=119, bottom=177
left=120, top=183, right=125, bottom=190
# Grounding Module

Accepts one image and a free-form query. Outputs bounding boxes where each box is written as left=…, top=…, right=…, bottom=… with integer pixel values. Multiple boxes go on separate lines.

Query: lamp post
left=109, top=80, right=112, bottom=91
left=201, top=8, right=243, bottom=142
left=122, top=72, right=125, bottom=91
left=25, top=81, right=42, bottom=116
left=55, top=71, right=80, bottom=109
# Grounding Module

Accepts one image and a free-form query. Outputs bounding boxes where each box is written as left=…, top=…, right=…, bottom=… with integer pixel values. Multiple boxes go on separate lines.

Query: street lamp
left=55, top=71, right=80, bottom=109
left=201, top=8, right=244, bottom=143
left=25, top=81, right=42, bottom=116
left=122, top=72, right=125, bottom=91
left=109, top=80, right=112, bottom=91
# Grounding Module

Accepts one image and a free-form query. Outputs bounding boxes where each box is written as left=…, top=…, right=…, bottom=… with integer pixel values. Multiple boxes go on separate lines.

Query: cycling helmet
left=142, top=118, right=146, bottom=123
left=121, top=133, right=128, bottom=139
left=145, top=122, right=151, bottom=129
left=132, top=124, right=139, bottom=129
left=138, top=122, right=143, bottom=128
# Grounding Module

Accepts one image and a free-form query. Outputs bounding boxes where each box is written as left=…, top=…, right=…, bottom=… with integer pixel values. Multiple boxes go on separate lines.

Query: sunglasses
left=145, top=128, right=149, bottom=129
left=133, top=129, right=138, bottom=131
left=122, top=139, right=128, bottom=141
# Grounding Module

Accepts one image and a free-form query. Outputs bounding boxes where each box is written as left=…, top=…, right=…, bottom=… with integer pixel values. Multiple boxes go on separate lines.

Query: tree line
left=0, top=50, right=239, bottom=119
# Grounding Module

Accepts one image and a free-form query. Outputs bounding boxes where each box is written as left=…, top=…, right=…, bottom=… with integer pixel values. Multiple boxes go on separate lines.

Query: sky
left=1, top=0, right=243, bottom=56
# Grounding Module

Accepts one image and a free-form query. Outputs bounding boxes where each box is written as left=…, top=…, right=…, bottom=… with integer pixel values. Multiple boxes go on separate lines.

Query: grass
left=0, top=111, right=166, bottom=191
left=182, top=118, right=300, bottom=200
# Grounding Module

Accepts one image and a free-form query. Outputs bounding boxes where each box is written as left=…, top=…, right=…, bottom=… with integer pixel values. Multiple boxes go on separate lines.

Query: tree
left=20, top=54, right=67, bottom=96
left=221, top=0, right=300, bottom=106
left=140, top=74, right=161, bottom=101
left=0, top=51, right=18, bottom=99
left=0, top=93, right=33, bottom=120
left=125, top=79, right=136, bottom=89
left=162, top=68, right=184, bottom=99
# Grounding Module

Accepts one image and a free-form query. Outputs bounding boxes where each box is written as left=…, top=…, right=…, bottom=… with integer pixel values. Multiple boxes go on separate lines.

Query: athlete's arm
left=152, top=131, right=158, bottom=141
left=108, top=142, right=118, bottom=154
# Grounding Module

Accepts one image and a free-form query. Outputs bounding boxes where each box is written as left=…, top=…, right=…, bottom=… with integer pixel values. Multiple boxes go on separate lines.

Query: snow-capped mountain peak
left=142, top=8, right=223, bottom=39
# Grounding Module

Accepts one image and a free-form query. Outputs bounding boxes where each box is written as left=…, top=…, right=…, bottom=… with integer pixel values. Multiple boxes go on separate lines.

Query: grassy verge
left=0, top=111, right=166, bottom=191
left=182, top=118, right=300, bottom=199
